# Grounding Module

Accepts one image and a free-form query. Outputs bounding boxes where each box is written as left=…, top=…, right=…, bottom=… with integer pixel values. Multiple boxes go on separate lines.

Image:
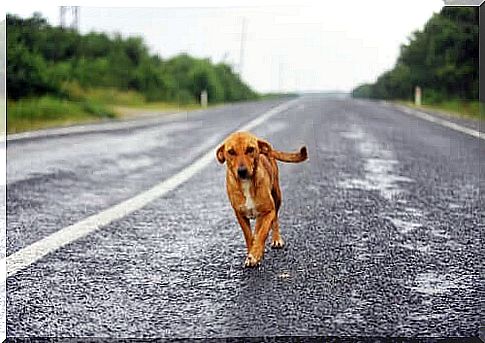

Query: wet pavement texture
left=7, top=96, right=484, bottom=338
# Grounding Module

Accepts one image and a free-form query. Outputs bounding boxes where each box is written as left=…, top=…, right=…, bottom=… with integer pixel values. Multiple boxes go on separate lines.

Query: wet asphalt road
left=6, top=96, right=484, bottom=338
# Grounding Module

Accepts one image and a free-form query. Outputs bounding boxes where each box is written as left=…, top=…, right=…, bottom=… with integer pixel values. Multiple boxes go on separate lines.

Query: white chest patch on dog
left=241, top=181, right=257, bottom=219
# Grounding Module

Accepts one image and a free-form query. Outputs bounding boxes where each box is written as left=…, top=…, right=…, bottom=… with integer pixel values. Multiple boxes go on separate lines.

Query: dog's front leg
left=235, top=211, right=253, bottom=253
left=245, top=210, right=275, bottom=267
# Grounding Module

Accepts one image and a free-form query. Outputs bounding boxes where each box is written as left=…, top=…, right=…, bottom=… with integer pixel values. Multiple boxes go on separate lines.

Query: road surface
left=6, top=96, right=484, bottom=338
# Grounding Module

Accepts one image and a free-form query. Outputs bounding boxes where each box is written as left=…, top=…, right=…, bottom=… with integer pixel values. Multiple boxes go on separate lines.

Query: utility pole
left=221, top=52, right=229, bottom=64
left=239, top=17, right=247, bottom=78
left=60, top=6, right=80, bottom=30
left=278, top=61, right=283, bottom=92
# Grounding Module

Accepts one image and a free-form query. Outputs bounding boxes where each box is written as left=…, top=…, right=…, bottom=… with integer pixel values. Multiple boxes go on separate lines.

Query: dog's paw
left=244, top=254, right=260, bottom=268
left=271, top=237, right=285, bottom=249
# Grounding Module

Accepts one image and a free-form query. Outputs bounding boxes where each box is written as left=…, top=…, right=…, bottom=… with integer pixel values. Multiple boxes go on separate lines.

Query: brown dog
left=216, top=131, right=308, bottom=267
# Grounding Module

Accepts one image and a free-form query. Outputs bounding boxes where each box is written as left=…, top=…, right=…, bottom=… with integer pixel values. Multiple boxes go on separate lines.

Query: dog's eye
left=227, top=149, right=236, bottom=156
left=246, top=147, right=255, bottom=154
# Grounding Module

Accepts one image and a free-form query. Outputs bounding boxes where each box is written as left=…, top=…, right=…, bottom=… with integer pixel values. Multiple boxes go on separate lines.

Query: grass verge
left=397, top=100, right=483, bottom=121
left=7, top=85, right=204, bottom=134
left=7, top=96, right=115, bottom=134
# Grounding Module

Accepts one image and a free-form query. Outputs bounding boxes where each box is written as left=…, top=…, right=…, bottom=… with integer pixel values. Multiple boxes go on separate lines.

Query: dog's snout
left=237, top=166, right=249, bottom=178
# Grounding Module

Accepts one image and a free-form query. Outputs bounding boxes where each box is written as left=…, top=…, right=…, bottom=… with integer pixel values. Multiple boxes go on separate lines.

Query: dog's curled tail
left=270, top=146, right=308, bottom=163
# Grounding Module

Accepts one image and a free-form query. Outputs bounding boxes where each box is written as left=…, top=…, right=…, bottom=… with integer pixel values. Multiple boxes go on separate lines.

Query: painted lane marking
left=393, top=104, right=484, bottom=141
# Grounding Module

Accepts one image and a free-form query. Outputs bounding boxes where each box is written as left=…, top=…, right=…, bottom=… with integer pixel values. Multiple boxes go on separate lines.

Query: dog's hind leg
left=270, top=184, right=285, bottom=249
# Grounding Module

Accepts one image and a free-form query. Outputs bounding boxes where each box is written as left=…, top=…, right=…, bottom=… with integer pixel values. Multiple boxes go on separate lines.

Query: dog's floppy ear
left=216, top=144, right=226, bottom=164
left=257, top=139, right=272, bottom=155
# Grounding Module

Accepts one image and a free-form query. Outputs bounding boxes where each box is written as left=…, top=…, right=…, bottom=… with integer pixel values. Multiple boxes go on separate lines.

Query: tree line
left=7, top=13, right=258, bottom=103
left=352, top=7, right=478, bottom=103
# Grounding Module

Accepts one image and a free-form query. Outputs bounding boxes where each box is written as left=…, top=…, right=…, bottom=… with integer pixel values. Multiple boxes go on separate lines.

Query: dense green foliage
left=7, top=13, right=258, bottom=103
left=352, top=7, right=478, bottom=103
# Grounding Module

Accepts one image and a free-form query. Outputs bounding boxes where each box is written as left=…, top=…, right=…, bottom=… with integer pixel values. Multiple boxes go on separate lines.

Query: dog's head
left=216, top=131, right=271, bottom=180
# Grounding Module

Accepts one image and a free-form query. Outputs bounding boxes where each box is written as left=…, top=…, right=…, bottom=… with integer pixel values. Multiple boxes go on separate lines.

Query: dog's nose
left=237, top=166, right=249, bottom=178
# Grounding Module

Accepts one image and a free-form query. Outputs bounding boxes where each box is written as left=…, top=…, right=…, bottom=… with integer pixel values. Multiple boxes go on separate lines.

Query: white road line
left=394, top=104, right=484, bottom=141
left=2, top=98, right=299, bottom=279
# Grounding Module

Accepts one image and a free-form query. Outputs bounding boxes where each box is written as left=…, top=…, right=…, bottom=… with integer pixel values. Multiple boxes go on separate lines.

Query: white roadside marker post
left=415, top=86, right=422, bottom=107
left=201, top=90, right=208, bottom=108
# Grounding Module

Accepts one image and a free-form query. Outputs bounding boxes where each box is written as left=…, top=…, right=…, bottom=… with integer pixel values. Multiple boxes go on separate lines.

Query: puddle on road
left=448, top=203, right=461, bottom=210
left=340, top=125, right=429, bottom=240
left=259, top=121, right=289, bottom=136
left=429, top=227, right=450, bottom=239
left=339, top=127, right=414, bottom=201
left=277, top=272, right=291, bottom=279
left=386, top=217, right=422, bottom=234
left=340, top=130, right=364, bottom=140
left=116, top=155, right=154, bottom=172
left=338, top=126, right=455, bottom=252
left=409, top=272, right=465, bottom=295
left=407, top=312, right=447, bottom=322
left=398, top=242, right=432, bottom=253
left=332, top=311, right=364, bottom=325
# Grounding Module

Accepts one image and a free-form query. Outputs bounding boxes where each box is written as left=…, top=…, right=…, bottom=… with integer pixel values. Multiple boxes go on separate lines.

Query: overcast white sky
left=5, top=1, right=444, bottom=93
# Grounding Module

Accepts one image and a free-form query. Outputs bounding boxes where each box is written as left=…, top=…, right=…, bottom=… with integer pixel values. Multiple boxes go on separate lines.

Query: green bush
left=8, top=96, right=114, bottom=123
left=7, top=13, right=258, bottom=104
left=422, top=89, right=445, bottom=105
left=79, top=101, right=115, bottom=118
left=352, top=7, right=478, bottom=103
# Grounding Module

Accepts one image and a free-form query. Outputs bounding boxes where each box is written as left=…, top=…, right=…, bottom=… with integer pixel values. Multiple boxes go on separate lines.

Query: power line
left=239, top=17, right=247, bottom=78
